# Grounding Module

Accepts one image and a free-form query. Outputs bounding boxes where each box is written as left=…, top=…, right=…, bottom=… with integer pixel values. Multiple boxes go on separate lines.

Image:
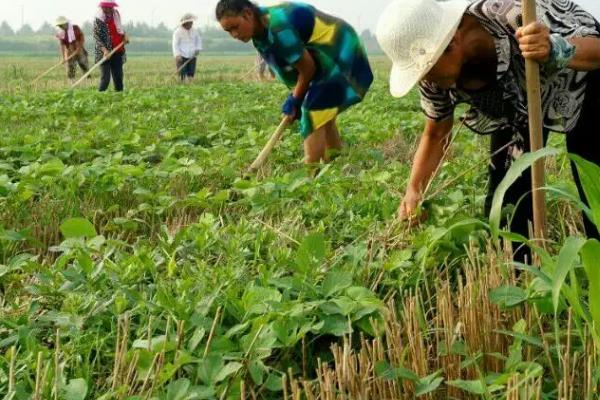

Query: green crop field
left=1, top=55, right=599, bottom=399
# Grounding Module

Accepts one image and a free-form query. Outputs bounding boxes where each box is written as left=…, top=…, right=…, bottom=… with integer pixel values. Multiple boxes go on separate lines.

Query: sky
left=4, top=0, right=600, bottom=32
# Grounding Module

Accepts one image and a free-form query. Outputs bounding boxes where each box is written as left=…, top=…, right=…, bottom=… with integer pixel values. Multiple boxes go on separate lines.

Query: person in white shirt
left=172, top=13, right=203, bottom=82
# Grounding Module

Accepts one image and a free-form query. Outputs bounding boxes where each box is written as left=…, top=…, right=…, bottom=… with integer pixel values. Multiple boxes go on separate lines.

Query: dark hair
left=215, top=0, right=259, bottom=20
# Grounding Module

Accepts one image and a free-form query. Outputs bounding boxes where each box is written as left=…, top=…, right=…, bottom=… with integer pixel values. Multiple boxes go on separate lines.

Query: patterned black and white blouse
left=93, top=18, right=127, bottom=64
left=419, top=0, right=600, bottom=135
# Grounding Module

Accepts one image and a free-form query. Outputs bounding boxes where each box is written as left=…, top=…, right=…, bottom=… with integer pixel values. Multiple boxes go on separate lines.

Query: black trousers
left=485, top=69, right=600, bottom=262
left=177, top=57, right=197, bottom=80
left=99, top=52, right=124, bottom=92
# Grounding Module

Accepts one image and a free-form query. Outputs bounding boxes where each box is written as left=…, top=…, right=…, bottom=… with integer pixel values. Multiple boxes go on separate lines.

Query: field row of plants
left=1, top=56, right=600, bottom=399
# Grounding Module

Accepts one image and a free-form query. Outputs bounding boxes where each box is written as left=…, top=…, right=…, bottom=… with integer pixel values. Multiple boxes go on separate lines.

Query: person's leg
left=324, top=119, right=343, bottom=160
left=111, top=53, right=124, bottom=92
left=98, top=60, right=111, bottom=92
left=78, top=50, right=89, bottom=74
left=177, top=57, right=187, bottom=82
left=187, top=58, right=197, bottom=81
left=67, top=58, right=77, bottom=80
left=566, top=69, right=600, bottom=240
left=303, top=124, right=329, bottom=165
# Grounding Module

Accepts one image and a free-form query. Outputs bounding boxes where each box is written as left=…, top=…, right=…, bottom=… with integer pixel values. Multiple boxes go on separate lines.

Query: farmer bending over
left=216, top=0, right=374, bottom=164
left=376, top=0, right=600, bottom=261
left=173, top=13, right=203, bottom=82
left=55, top=16, right=89, bottom=82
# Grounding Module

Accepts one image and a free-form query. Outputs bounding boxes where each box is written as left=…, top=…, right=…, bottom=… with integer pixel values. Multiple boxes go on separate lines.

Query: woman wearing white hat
left=172, top=13, right=203, bottom=82
left=377, top=0, right=600, bottom=259
left=55, top=16, right=89, bottom=81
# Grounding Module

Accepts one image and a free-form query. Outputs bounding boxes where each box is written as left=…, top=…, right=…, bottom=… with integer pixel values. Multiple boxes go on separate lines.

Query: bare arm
left=292, top=49, right=316, bottom=99
left=568, top=36, right=600, bottom=71
left=399, top=116, right=454, bottom=220
left=59, top=43, right=68, bottom=60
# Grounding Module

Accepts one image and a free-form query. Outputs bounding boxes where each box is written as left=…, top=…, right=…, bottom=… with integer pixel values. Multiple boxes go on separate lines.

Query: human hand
left=194, top=50, right=200, bottom=56
left=516, top=22, right=551, bottom=62
left=102, top=48, right=110, bottom=58
left=398, top=187, right=424, bottom=224
left=123, top=34, right=130, bottom=44
left=281, top=94, right=302, bottom=120
left=176, top=55, right=183, bottom=63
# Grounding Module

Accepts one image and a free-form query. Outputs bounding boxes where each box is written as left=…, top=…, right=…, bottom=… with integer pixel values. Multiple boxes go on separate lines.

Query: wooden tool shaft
left=523, top=0, right=547, bottom=243
left=71, top=42, right=125, bottom=88
left=32, top=52, right=78, bottom=84
left=248, top=118, right=290, bottom=172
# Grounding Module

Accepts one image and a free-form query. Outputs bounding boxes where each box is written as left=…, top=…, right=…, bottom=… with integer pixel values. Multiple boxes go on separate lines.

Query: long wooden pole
left=247, top=117, right=290, bottom=173
left=175, top=57, right=196, bottom=75
left=70, top=42, right=125, bottom=89
left=522, top=0, right=547, bottom=243
left=241, top=64, right=259, bottom=80
left=31, top=52, right=78, bottom=84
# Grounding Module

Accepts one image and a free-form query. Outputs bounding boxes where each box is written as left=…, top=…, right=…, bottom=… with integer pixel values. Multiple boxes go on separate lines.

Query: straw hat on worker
left=55, top=16, right=69, bottom=27
left=180, top=13, right=198, bottom=25
left=376, top=0, right=470, bottom=97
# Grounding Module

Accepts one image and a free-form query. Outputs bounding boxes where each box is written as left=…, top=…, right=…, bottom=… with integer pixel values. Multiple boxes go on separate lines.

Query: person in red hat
left=93, top=0, right=129, bottom=91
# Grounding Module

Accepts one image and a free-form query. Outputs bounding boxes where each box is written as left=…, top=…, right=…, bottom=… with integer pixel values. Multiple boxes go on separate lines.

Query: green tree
left=17, top=24, right=34, bottom=35
left=0, top=21, right=14, bottom=36
left=37, top=21, right=55, bottom=35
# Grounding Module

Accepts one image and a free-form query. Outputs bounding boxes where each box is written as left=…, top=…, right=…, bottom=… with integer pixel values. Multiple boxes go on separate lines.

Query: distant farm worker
left=94, top=0, right=129, bottom=92
left=216, top=0, right=374, bottom=164
left=376, top=0, right=600, bottom=260
left=55, top=16, right=89, bottom=82
left=173, top=13, right=203, bottom=82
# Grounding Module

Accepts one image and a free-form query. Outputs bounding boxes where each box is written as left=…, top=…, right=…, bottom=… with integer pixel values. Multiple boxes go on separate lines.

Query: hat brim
left=99, top=2, right=119, bottom=8
left=181, top=19, right=197, bottom=25
left=389, top=0, right=469, bottom=98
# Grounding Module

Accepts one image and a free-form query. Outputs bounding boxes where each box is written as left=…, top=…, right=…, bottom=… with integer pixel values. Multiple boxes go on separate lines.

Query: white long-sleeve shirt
left=172, top=27, right=202, bottom=59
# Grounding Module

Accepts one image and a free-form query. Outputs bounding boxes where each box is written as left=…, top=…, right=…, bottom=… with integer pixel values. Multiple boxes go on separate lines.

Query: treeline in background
left=0, top=20, right=382, bottom=54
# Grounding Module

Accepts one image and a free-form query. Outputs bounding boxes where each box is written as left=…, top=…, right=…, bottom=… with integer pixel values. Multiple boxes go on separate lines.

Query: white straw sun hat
left=55, top=16, right=69, bottom=26
left=180, top=13, right=197, bottom=25
left=376, top=0, right=470, bottom=97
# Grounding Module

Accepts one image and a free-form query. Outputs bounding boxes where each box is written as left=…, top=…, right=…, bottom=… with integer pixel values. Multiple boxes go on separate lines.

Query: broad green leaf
left=489, top=147, right=561, bottom=238
left=322, top=270, right=353, bottom=297
left=214, top=361, right=243, bottom=383
left=582, top=239, right=600, bottom=337
left=320, top=315, right=352, bottom=337
left=60, top=218, right=97, bottom=239
left=571, top=154, right=600, bottom=229
left=374, top=361, right=419, bottom=381
left=295, top=232, right=326, bottom=273
left=489, top=286, right=527, bottom=309
left=63, top=378, right=88, bottom=400
left=447, top=379, right=486, bottom=395
left=187, top=386, right=215, bottom=399
left=552, top=236, right=586, bottom=312
left=494, top=329, right=543, bottom=348
left=248, top=360, right=265, bottom=385
left=166, top=378, right=190, bottom=400
left=415, top=371, right=443, bottom=396
left=188, top=327, right=206, bottom=353
left=197, top=354, right=223, bottom=384
left=264, top=373, right=284, bottom=391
